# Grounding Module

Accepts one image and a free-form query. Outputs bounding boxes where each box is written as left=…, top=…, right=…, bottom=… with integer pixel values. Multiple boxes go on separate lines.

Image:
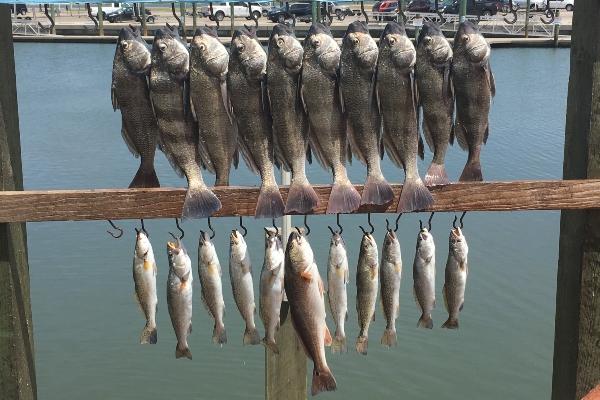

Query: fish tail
left=381, top=327, right=397, bottom=348
left=175, top=344, right=192, bottom=360
left=441, top=317, right=459, bottom=330
left=311, top=367, right=337, bottom=396
left=327, top=180, right=361, bottom=214
left=417, top=314, right=434, bottom=329
left=243, top=326, right=261, bottom=346
left=397, top=176, right=434, bottom=213
left=212, top=322, right=227, bottom=344
left=261, top=337, right=280, bottom=354
left=361, top=174, right=395, bottom=206
left=330, top=329, right=347, bottom=355
left=285, top=178, right=320, bottom=214
left=140, top=324, right=157, bottom=344
left=355, top=335, right=369, bottom=355
left=424, top=163, right=451, bottom=186
left=459, top=160, right=483, bottom=182
left=182, top=183, right=222, bottom=221
left=129, top=167, right=160, bottom=189
left=255, top=182, right=285, bottom=219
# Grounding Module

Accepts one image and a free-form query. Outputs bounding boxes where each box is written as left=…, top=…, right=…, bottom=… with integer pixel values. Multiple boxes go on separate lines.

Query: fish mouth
left=451, top=227, right=463, bottom=241
left=469, top=43, right=487, bottom=53
left=284, top=47, right=301, bottom=58
left=358, top=47, right=378, bottom=57
left=204, top=52, right=227, bottom=64
left=167, top=53, right=187, bottom=63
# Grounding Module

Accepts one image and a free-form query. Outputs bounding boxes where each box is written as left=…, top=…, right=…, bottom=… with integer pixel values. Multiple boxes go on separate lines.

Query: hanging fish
left=285, top=230, right=337, bottom=395
left=327, top=229, right=349, bottom=354
left=442, top=226, right=469, bottom=329
left=197, top=230, right=227, bottom=344
left=229, top=230, right=261, bottom=345
left=166, top=237, right=193, bottom=359
left=259, top=228, right=285, bottom=354
left=132, top=229, right=158, bottom=344
left=380, top=227, right=402, bottom=348
left=355, top=230, right=379, bottom=355
left=413, top=227, right=436, bottom=329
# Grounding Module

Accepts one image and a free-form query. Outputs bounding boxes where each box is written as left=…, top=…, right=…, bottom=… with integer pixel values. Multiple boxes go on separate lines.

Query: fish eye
left=313, top=38, right=321, bottom=48
left=237, top=43, right=245, bottom=53
left=277, top=38, right=285, bottom=48
left=199, top=43, right=206, bottom=52
left=385, top=239, right=390, bottom=245
left=230, top=240, right=234, bottom=245
left=351, top=37, right=359, bottom=47
left=425, top=37, right=432, bottom=45
left=121, top=42, right=129, bottom=50
left=462, top=35, right=469, bottom=42
left=388, top=37, right=395, bottom=45
left=451, top=238, right=456, bottom=244
left=158, top=42, right=167, bottom=52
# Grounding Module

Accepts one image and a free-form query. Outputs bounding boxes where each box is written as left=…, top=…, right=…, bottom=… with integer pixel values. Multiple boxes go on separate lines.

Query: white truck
left=90, top=2, right=131, bottom=18
left=200, top=2, right=265, bottom=21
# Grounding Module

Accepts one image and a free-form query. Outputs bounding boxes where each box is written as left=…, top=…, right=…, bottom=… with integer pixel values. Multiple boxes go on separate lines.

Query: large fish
left=266, top=24, right=319, bottom=214
left=132, top=229, right=158, bottom=344
left=228, top=26, right=284, bottom=219
left=380, top=227, right=402, bottom=348
left=326, top=229, right=349, bottom=354
left=285, top=230, right=336, bottom=395
left=300, top=23, right=361, bottom=214
left=442, top=226, right=469, bottom=329
left=229, top=230, right=261, bottom=345
left=259, top=228, right=285, bottom=354
left=415, top=22, right=454, bottom=186
left=339, top=21, right=394, bottom=207
left=189, top=26, right=238, bottom=187
left=355, top=231, right=379, bottom=355
left=166, top=237, right=193, bottom=359
left=452, top=21, right=495, bottom=181
left=413, top=227, right=436, bottom=329
left=150, top=25, right=221, bottom=220
left=374, top=21, right=433, bottom=213
left=197, top=230, right=227, bottom=344
left=111, top=26, right=160, bottom=188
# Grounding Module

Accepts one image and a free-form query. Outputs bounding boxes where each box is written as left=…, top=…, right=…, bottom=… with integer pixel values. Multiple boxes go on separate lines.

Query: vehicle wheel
left=482, top=10, right=492, bottom=16
left=215, top=11, right=225, bottom=21
left=20, top=9, right=27, bottom=15
left=530, top=3, right=535, bottom=10
left=277, top=14, right=285, bottom=23
left=147, top=16, right=155, bottom=23
left=546, top=9, right=553, bottom=18
left=338, top=12, right=346, bottom=20
left=335, top=9, right=342, bottom=17
left=102, top=12, right=106, bottom=19
left=262, top=10, right=268, bottom=17
left=116, top=15, right=123, bottom=22
left=252, top=10, right=261, bottom=19
left=565, top=4, right=573, bottom=11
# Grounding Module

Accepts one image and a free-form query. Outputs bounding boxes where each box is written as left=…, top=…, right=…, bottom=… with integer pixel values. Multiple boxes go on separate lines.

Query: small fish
left=166, top=237, right=193, bottom=359
left=198, top=230, right=227, bottom=344
left=228, top=25, right=284, bottom=219
left=452, top=21, right=495, bottom=181
left=340, top=21, right=394, bottom=206
left=415, top=22, right=454, bottom=186
left=111, top=26, right=160, bottom=188
left=189, top=26, right=238, bottom=187
left=300, top=23, right=361, bottom=214
left=355, top=231, right=379, bottom=355
left=229, top=230, right=261, bottom=345
left=266, top=24, right=319, bottom=214
left=150, top=25, right=221, bottom=220
left=374, top=21, right=433, bottom=212
left=259, top=228, right=285, bottom=354
left=285, top=230, right=336, bottom=395
left=327, top=229, right=349, bottom=354
left=132, top=229, right=158, bottom=344
left=413, top=227, right=436, bottom=329
left=380, top=228, right=402, bottom=348
left=442, top=226, right=469, bottom=329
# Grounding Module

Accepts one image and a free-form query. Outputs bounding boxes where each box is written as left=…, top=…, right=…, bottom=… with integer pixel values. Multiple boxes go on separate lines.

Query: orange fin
left=301, top=270, right=312, bottom=280
left=324, top=326, right=332, bottom=346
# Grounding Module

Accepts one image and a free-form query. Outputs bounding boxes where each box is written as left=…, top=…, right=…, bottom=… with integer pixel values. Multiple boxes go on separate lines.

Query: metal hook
left=323, top=2, right=333, bottom=25
left=174, top=218, right=184, bottom=239
left=272, top=218, right=277, bottom=232
left=419, top=212, right=434, bottom=231
left=303, top=215, right=310, bottom=236
left=452, top=211, right=467, bottom=229
left=503, top=0, right=518, bottom=24
left=171, top=2, right=185, bottom=38
left=140, top=219, right=149, bottom=237
left=107, top=220, right=123, bottom=239
left=248, top=2, right=259, bottom=28
left=360, top=1, right=369, bottom=25
left=208, top=217, right=216, bottom=239
left=327, top=213, right=343, bottom=235
left=239, top=216, right=247, bottom=237
left=359, top=213, right=374, bottom=235
left=540, top=1, right=555, bottom=24
left=44, top=4, right=55, bottom=33
left=85, top=3, right=98, bottom=31
left=434, top=0, right=445, bottom=23
left=168, top=231, right=180, bottom=241
left=207, top=2, right=220, bottom=29
left=386, top=213, right=402, bottom=233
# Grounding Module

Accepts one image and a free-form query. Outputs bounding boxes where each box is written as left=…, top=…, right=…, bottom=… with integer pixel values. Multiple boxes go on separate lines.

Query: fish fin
left=181, top=183, right=222, bottom=221
left=140, top=324, right=157, bottom=344
left=120, top=125, right=140, bottom=158
left=338, top=77, right=345, bottom=113
left=255, top=182, right=284, bottom=219
left=306, top=142, right=313, bottom=165
left=453, top=118, right=469, bottom=151
left=418, top=134, right=425, bottom=161
left=261, top=74, right=274, bottom=136
left=483, top=122, right=490, bottom=145
left=261, top=337, right=279, bottom=354
left=307, top=123, right=332, bottom=172
left=311, top=367, right=337, bottom=396
left=129, top=167, right=160, bottom=189
left=232, top=139, right=240, bottom=170
left=441, top=318, right=459, bottom=329
left=153, top=262, right=157, bottom=277
left=346, top=134, right=353, bottom=165
left=443, top=61, right=452, bottom=106
left=459, top=161, right=483, bottom=182
left=331, top=329, right=347, bottom=354
left=371, top=313, right=375, bottom=322
left=417, top=314, right=433, bottom=329
left=290, top=311, right=313, bottom=360
left=157, top=135, right=185, bottom=178
left=189, top=95, right=197, bottom=122
left=449, top=124, right=455, bottom=146
left=285, top=179, right=320, bottom=214
left=397, top=177, right=434, bottom=212
left=356, top=335, right=368, bottom=355
left=442, top=284, right=449, bottom=313
left=175, top=345, right=192, bottom=360
left=133, top=292, right=145, bottom=316
left=200, top=290, right=214, bottom=318
left=188, top=321, right=193, bottom=334
left=460, top=301, right=464, bottom=311
left=324, top=326, right=332, bottom=346
left=197, top=135, right=216, bottom=175
left=362, top=175, right=395, bottom=206
left=213, top=322, right=227, bottom=344
left=237, top=134, right=261, bottom=175
left=217, top=262, right=222, bottom=277
left=485, top=61, right=496, bottom=98
left=243, top=326, right=261, bottom=346
left=344, top=268, right=349, bottom=284
left=381, top=328, right=397, bottom=348
left=298, top=76, right=308, bottom=114
left=422, top=118, right=434, bottom=153
left=220, top=79, right=234, bottom=124
left=347, top=121, right=367, bottom=166
left=413, top=287, right=422, bottom=312
left=111, top=85, right=119, bottom=111
left=424, top=163, right=450, bottom=186
left=301, top=270, right=312, bottom=280
left=382, top=124, right=404, bottom=169
left=326, top=181, right=361, bottom=214
left=369, top=67, right=380, bottom=115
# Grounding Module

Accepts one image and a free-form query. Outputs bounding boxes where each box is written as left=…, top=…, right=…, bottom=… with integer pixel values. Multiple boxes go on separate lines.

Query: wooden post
left=554, top=10, right=560, bottom=49
left=525, top=0, right=530, bottom=38
left=141, top=3, right=147, bottom=37
left=0, top=6, right=37, bottom=400
left=553, top=2, right=600, bottom=399
left=192, top=3, right=197, bottom=33
left=98, top=3, right=103, bottom=36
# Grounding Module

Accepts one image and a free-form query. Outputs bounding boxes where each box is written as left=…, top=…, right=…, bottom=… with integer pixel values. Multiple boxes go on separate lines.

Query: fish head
left=264, top=228, right=284, bottom=267
left=167, top=238, right=190, bottom=269
left=117, top=27, right=151, bottom=74
left=152, top=25, right=190, bottom=79
left=230, top=229, right=248, bottom=262
left=417, top=22, right=452, bottom=66
left=231, top=25, right=267, bottom=80
left=286, top=230, right=314, bottom=273
left=379, top=21, right=415, bottom=71
left=191, top=26, right=229, bottom=79
left=342, top=21, right=378, bottom=70
left=135, top=230, right=151, bottom=259
left=416, top=228, right=435, bottom=261
left=449, top=227, right=468, bottom=261
left=454, top=21, right=490, bottom=64
left=304, top=23, right=340, bottom=74
left=269, top=24, right=303, bottom=73
left=198, top=230, right=216, bottom=263
left=383, top=229, right=401, bottom=261
left=360, top=232, right=379, bottom=267
left=330, top=231, right=346, bottom=249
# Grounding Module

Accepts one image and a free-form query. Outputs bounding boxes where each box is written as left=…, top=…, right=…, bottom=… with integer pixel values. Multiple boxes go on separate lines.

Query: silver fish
left=132, top=229, right=158, bottom=344
left=380, top=227, right=402, bottom=348
left=259, top=228, right=285, bottom=354
left=413, top=227, right=435, bottom=329
left=356, top=231, right=379, bottom=355
left=327, top=229, right=349, bottom=354
left=198, top=230, right=227, bottom=344
left=442, top=226, right=468, bottom=329
left=166, top=237, right=193, bottom=359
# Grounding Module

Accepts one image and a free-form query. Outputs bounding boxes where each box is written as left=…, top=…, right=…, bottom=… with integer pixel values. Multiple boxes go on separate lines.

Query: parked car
left=200, top=2, right=264, bottom=21
left=547, top=0, right=573, bottom=11
left=431, top=0, right=504, bottom=16
left=329, top=1, right=354, bottom=18
left=106, top=6, right=154, bottom=23
left=406, top=0, right=434, bottom=12
left=90, top=3, right=131, bottom=19
left=376, top=1, right=398, bottom=20
left=267, top=3, right=313, bottom=23
left=511, top=0, right=545, bottom=11
left=372, top=1, right=382, bottom=11
left=10, top=4, right=28, bottom=15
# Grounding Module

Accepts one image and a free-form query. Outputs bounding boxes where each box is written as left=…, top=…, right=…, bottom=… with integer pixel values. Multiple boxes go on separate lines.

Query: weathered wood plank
left=0, top=179, right=599, bottom=222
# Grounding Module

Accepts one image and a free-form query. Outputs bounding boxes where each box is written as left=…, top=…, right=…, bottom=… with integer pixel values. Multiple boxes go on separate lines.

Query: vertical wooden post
left=525, top=0, right=530, bottom=38
left=97, top=3, right=103, bottom=36
left=553, top=2, right=600, bottom=399
left=0, top=6, right=37, bottom=400
left=554, top=10, right=560, bottom=49
left=192, top=4, right=197, bottom=33
left=141, top=3, right=147, bottom=37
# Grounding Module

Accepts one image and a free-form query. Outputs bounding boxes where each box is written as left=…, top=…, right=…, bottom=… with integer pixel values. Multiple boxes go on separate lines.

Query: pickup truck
left=199, top=2, right=265, bottom=21
left=90, top=2, right=131, bottom=19
left=431, top=0, right=509, bottom=16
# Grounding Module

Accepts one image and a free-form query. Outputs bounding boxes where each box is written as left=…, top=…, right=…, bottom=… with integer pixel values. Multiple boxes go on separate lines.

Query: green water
left=13, top=43, right=568, bottom=399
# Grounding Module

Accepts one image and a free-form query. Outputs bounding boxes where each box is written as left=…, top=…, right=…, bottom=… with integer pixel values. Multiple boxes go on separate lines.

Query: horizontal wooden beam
left=0, top=179, right=598, bottom=222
